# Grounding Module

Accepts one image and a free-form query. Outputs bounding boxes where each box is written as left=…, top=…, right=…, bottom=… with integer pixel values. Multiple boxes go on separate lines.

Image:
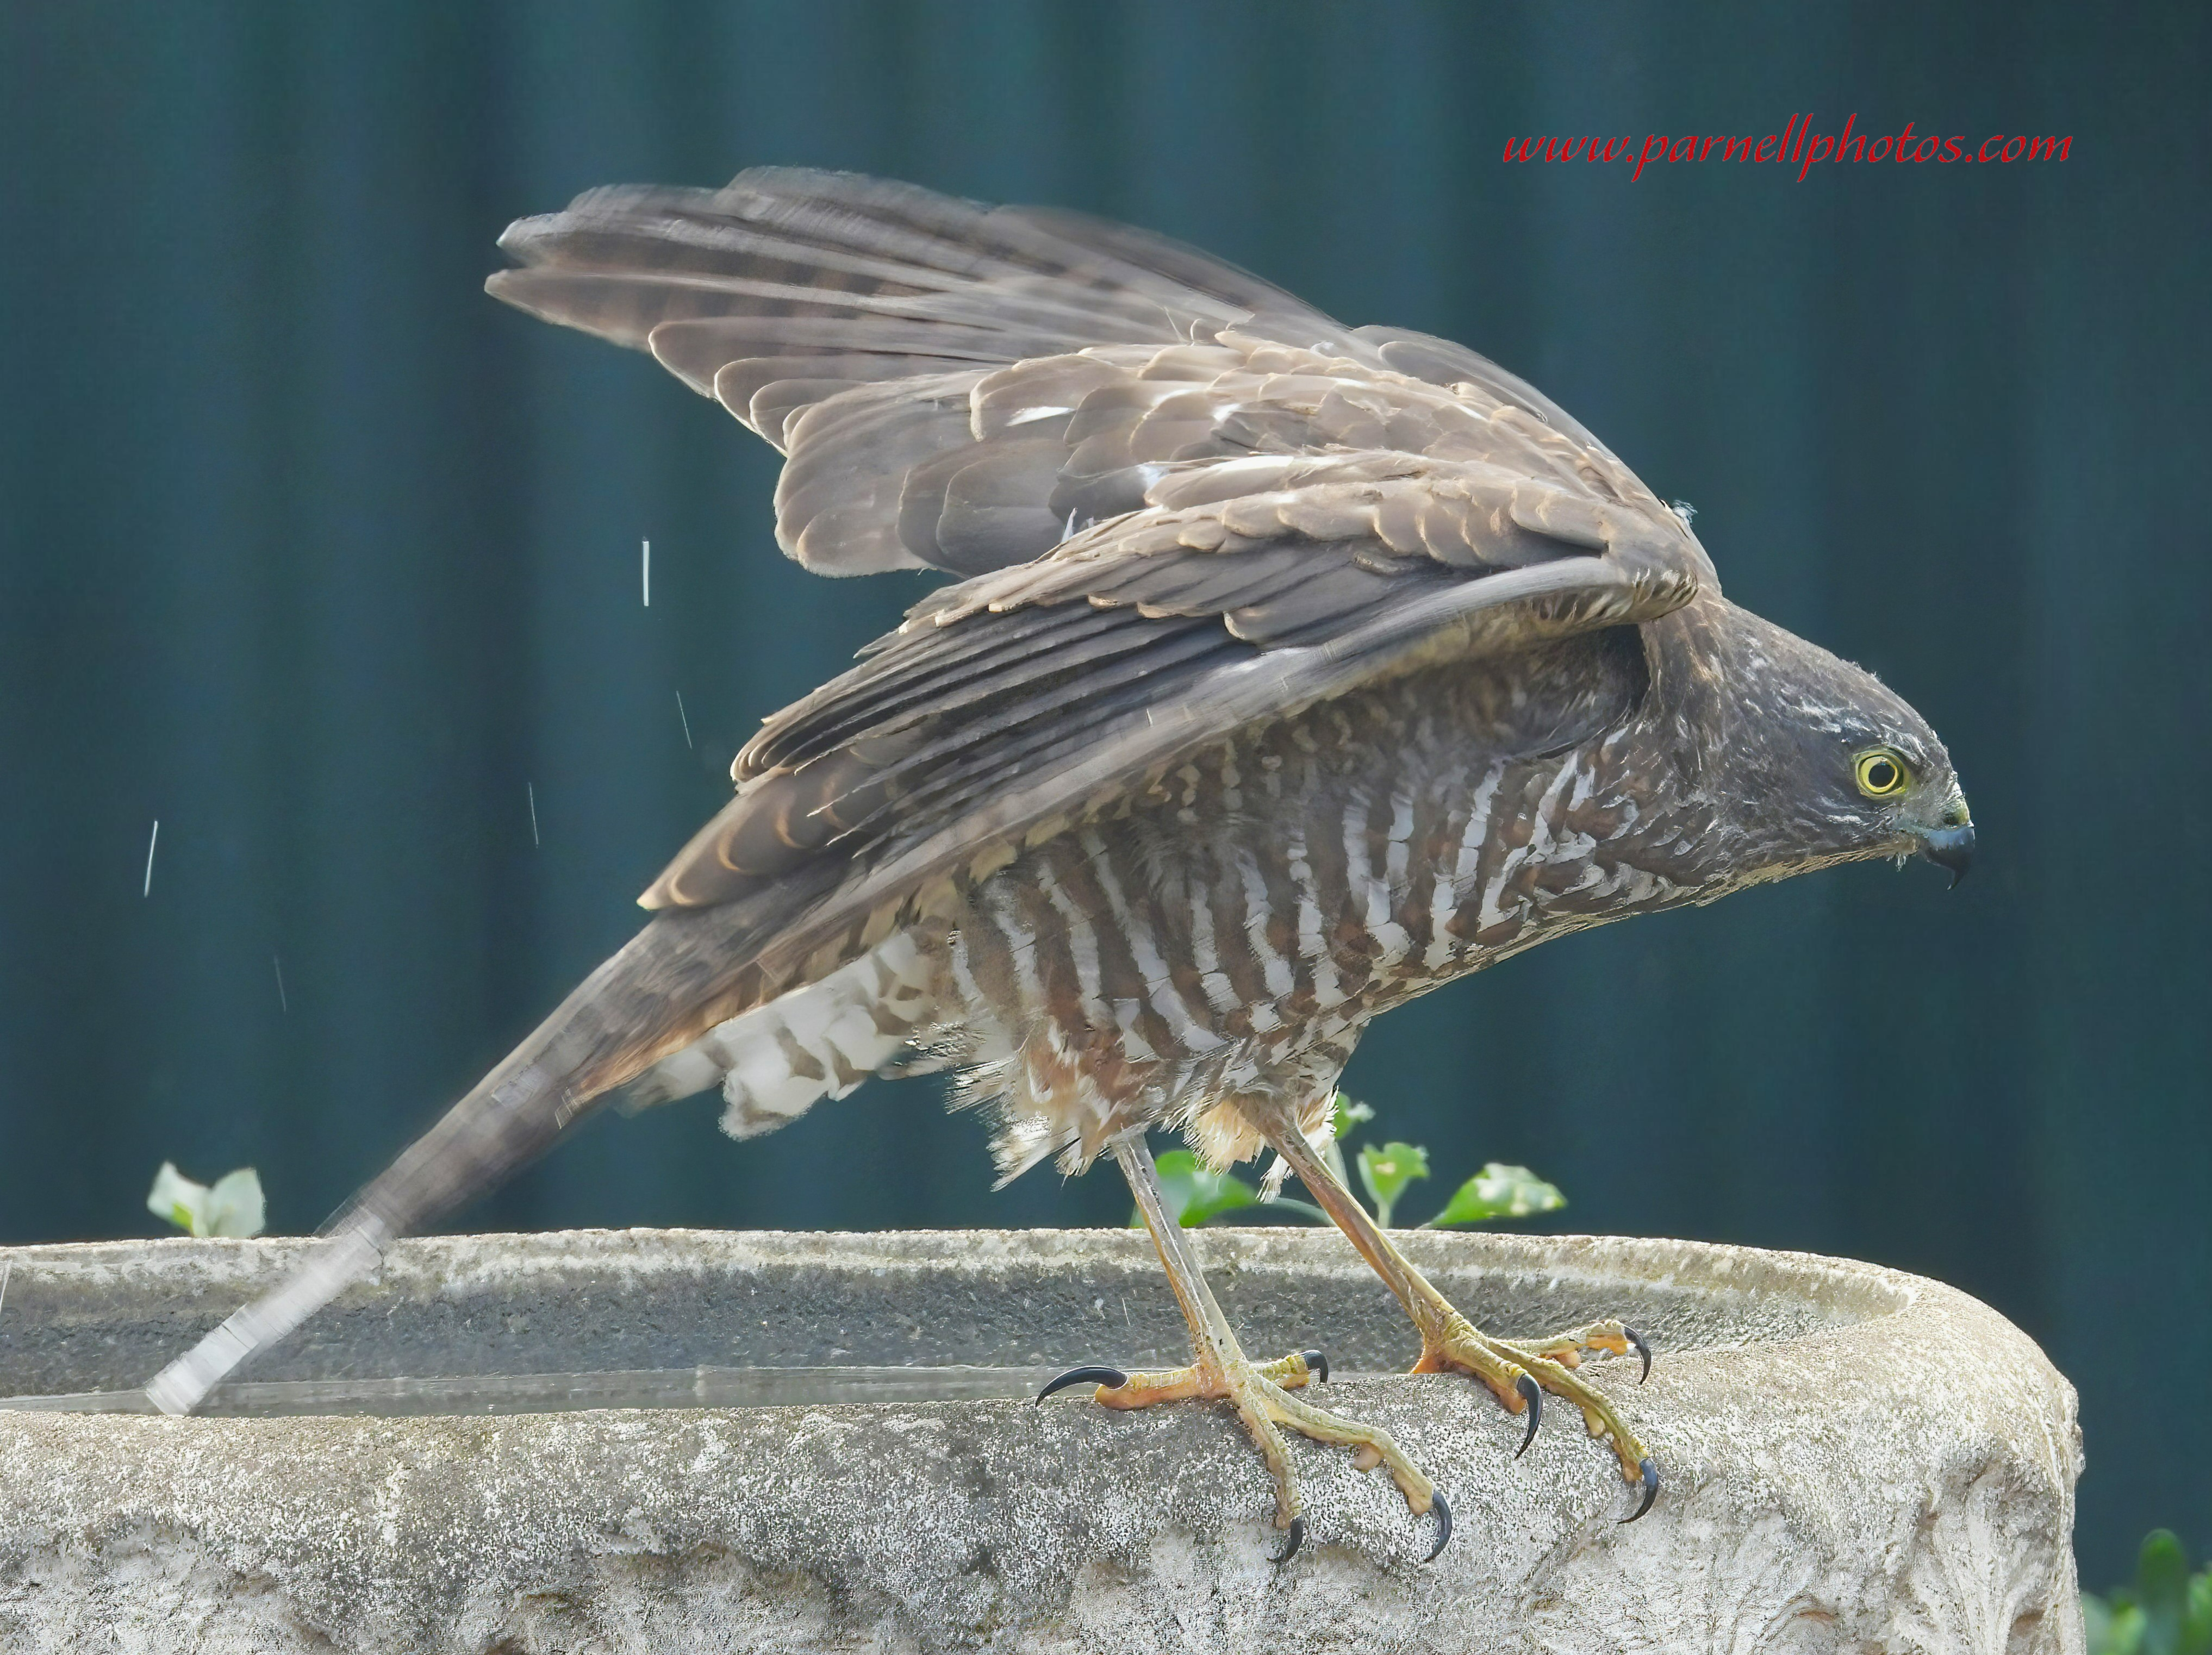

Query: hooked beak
left=1917, top=822, right=1975, bottom=889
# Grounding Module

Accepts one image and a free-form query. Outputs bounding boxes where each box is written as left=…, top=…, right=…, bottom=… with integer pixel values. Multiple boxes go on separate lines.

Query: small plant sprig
left=2084, top=1531, right=2212, bottom=1655
left=1135, top=1092, right=1567, bottom=1230
left=147, top=1163, right=267, bottom=1239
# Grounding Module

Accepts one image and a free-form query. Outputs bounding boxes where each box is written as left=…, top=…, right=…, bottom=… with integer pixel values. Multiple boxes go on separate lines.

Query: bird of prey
left=148, top=170, right=1974, bottom=1559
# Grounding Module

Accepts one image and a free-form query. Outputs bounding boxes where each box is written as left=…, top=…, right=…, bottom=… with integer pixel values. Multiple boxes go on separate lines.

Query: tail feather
left=145, top=888, right=827, bottom=1416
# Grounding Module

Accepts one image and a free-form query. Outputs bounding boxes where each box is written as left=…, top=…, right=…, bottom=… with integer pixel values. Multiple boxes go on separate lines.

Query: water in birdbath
left=0, top=1228, right=1872, bottom=1420
left=6, top=1364, right=1070, bottom=1417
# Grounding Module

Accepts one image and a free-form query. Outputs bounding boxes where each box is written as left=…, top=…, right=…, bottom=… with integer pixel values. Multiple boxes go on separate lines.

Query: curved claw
left=1272, top=1515, right=1306, bottom=1565
left=1422, top=1489, right=1453, bottom=1563
left=1035, top=1364, right=1128, bottom=1403
left=1619, top=1456, right=1660, bottom=1523
left=1300, top=1348, right=1329, bottom=1384
left=1513, top=1371, right=1543, bottom=1458
left=1622, top=1324, right=1652, bottom=1384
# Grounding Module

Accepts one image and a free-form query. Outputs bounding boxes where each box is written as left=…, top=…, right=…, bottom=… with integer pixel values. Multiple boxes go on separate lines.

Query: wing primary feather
left=838, top=633, right=1250, bottom=836
left=816, top=618, right=1236, bottom=810
left=744, top=602, right=1122, bottom=775
left=760, top=609, right=1205, bottom=775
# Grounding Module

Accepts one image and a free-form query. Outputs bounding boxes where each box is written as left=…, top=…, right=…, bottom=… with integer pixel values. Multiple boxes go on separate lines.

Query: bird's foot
left=1414, top=1307, right=1660, bottom=1521
left=1499, top=1317, right=1652, bottom=1382
left=1039, top=1347, right=1449, bottom=1561
left=1038, top=1345, right=1328, bottom=1407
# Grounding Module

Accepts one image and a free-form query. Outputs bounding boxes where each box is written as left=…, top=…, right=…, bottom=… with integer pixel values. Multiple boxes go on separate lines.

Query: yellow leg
left=1038, top=1131, right=1451, bottom=1561
left=1071, top=1347, right=1326, bottom=1409
left=1252, top=1106, right=1660, bottom=1521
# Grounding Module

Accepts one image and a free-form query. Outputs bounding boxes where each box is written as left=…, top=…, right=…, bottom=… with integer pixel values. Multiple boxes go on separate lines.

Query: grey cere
left=528, top=783, right=541, bottom=847
left=676, top=690, right=694, bottom=748
left=141, top=820, right=159, bottom=898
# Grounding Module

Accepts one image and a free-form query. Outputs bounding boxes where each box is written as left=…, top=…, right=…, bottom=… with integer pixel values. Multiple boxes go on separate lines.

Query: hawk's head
left=1697, top=602, right=1974, bottom=887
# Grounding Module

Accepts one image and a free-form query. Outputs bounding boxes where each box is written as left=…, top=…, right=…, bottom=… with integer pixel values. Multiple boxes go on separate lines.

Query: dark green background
left=2, top=2, right=2203, bottom=1583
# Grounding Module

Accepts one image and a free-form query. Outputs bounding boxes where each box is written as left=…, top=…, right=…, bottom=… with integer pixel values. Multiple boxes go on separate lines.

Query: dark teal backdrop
left=2, top=1, right=2203, bottom=1583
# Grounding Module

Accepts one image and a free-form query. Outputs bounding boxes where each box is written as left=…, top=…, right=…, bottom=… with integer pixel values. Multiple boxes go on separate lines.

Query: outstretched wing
left=486, top=170, right=1711, bottom=982
left=488, top=167, right=1656, bottom=577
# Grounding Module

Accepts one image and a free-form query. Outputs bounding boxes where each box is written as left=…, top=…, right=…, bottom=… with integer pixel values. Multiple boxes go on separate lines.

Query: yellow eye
left=1854, top=748, right=1911, bottom=798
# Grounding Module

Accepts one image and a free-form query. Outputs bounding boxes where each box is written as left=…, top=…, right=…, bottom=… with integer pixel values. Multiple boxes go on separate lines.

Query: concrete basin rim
left=0, top=1226, right=1930, bottom=1326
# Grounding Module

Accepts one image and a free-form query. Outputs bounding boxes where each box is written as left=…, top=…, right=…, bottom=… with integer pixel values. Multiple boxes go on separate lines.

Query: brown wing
left=487, top=167, right=1658, bottom=578
left=489, top=168, right=1341, bottom=574
left=486, top=171, right=1711, bottom=965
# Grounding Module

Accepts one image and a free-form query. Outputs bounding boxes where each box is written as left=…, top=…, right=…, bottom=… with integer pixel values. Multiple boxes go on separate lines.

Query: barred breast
left=932, top=630, right=1703, bottom=1178
left=626, top=631, right=1706, bottom=1182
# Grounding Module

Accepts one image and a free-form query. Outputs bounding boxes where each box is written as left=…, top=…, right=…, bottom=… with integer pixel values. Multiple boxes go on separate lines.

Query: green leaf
left=147, top=1162, right=267, bottom=1240
left=2082, top=1593, right=2123, bottom=1655
left=1131, top=1150, right=1260, bottom=1229
left=1422, top=1163, right=1567, bottom=1228
left=1250, top=1197, right=1333, bottom=1226
left=2083, top=1596, right=2145, bottom=1655
left=2133, top=1530, right=2203, bottom=1655
left=2185, top=1569, right=2212, bottom=1655
left=203, top=1168, right=267, bottom=1239
left=148, top=1162, right=210, bottom=1238
left=1355, top=1141, right=1428, bottom=1227
left=2138, top=1531, right=2188, bottom=1654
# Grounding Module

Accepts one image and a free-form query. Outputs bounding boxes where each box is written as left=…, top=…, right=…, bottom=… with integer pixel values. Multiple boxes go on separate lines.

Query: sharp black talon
left=1035, top=1364, right=1127, bottom=1403
left=1513, top=1371, right=1543, bottom=1458
left=1272, top=1515, right=1306, bottom=1564
left=1423, top=1489, right=1453, bottom=1563
left=1623, top=1325, right=1652, bottom=1384
left=1619, top=1456, right=1660, bottom=1523
left=1300, top=1348, right=1329, bottom=1384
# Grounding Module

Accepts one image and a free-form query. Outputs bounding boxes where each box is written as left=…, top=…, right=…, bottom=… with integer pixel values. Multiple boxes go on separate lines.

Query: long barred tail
left=145, top=888, right=860, bottom=1416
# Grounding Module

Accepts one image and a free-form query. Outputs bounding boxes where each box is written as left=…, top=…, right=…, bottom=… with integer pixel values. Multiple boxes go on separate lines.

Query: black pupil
left=1868, top=759, right=1897, bottom=790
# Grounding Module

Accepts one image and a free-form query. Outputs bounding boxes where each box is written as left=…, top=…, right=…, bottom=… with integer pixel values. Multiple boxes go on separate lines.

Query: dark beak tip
left=1918, top=823, right=1975, bottom=889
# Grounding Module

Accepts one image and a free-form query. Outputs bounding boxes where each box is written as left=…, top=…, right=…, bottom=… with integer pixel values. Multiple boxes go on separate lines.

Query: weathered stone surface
left=0, top=1228, right=2082, bottom=1652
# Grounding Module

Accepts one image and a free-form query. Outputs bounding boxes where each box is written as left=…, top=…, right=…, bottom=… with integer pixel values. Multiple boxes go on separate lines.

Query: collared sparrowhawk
left=148, top=171, right=1975, bottom=1554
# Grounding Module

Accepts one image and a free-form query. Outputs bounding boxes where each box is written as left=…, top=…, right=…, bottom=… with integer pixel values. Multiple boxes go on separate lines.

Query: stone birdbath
left=0, top=1228, right=2082, bottom=1652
